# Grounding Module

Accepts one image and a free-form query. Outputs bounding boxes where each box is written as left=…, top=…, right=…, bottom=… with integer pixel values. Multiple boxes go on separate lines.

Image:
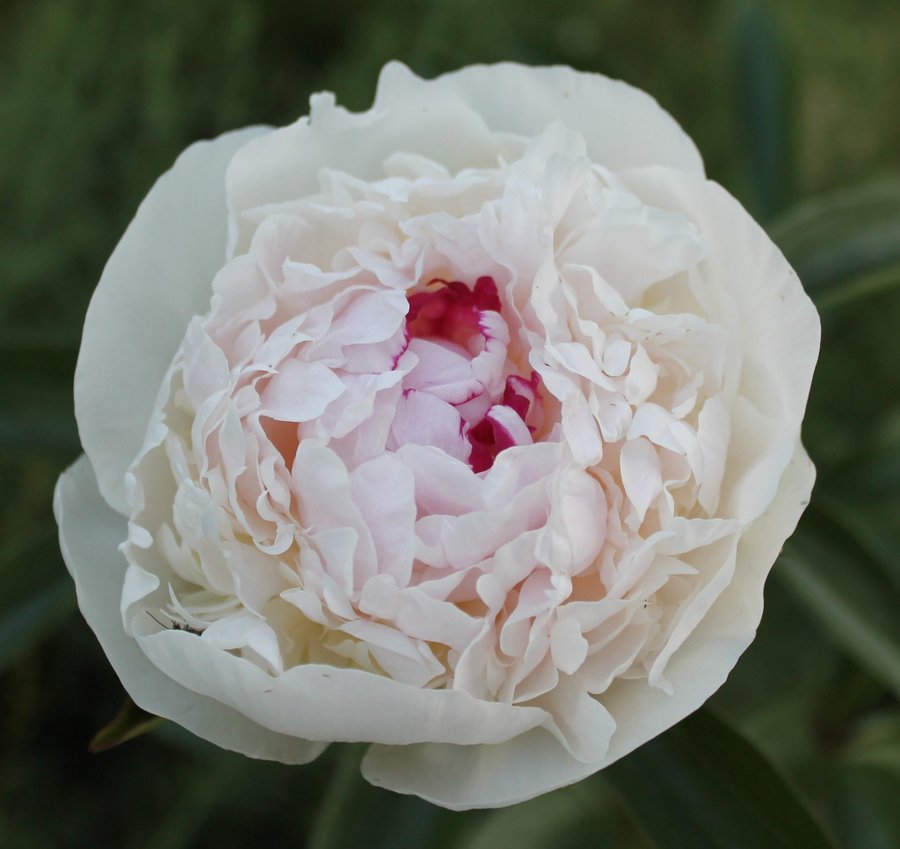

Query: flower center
left=392, top=276, right=543, bottom=472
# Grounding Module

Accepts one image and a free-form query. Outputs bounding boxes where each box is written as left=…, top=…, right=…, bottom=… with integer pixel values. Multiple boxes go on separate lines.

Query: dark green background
left=1, top=0, right=899, bottom=846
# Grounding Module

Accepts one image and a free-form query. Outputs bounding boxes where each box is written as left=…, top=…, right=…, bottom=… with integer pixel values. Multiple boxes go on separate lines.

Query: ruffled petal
left=432, top=62, right=705, bottom=177
left=600, top=443, right=815, bottom=765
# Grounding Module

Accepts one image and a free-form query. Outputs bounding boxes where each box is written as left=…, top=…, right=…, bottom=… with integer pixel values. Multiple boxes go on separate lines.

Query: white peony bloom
left=55, top=62, right=819, bottom=809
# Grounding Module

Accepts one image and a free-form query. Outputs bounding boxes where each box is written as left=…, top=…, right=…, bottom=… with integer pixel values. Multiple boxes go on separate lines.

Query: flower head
left=56, top=62, right=819, bottom=808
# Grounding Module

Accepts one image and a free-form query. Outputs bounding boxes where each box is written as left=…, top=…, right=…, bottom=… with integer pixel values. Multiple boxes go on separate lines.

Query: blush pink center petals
left=398, top=276, right=543, bottom=472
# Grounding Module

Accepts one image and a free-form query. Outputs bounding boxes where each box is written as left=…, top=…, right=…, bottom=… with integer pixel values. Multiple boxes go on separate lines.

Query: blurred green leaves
left=458, top=782, right=636, bottom=849
left=308, top=745, right=451, bottom=849
left=0, top=343, right=79, bottom=457
left=605, top=709, right=838, bottom=849
left=0, top=0, right=898, bottom=847
left=779, top=517, right=900, bottom=700
left=0, top=579, right=73, bottom=674
left=730, top=0, right=792, bottom=219
left=819, top=433, right=900, bottom=592
left=771, top=178, right=900, bottom=309
left=304, top=710, right=838, bottom=849
left=763, top=153, right=900, bottom=713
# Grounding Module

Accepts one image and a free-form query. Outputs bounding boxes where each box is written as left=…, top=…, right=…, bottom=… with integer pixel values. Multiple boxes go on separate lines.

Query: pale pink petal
left=259, top=360, right=346, bottom=422
left=350, top=454, right=416, bottom=585
left=619, top=437, right=663, bottom=524
left=388, top=390, right=470, bottom=462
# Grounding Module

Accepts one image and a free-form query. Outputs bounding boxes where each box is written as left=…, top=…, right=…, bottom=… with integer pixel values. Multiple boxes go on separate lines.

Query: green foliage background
left=1, top=0, right=898, bottom=846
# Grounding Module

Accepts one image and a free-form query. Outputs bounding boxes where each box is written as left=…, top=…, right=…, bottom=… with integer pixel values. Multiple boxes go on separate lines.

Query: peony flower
left=55, top=62, right=819, bottom=809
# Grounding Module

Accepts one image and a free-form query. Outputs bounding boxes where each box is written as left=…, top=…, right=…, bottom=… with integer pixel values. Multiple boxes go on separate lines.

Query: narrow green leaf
left=769, top=178, right=900, bottom=305
left=730, top=0, right=791, bottom=219
left=89, top=696, right=165, bottom=753
left=604, top=707, right=838, bottom=849
left=778, top=519, right=900, bottom=699
left=307, top=744, right=456, bottom=849
left=814, top=494, right=900, bottom=595
left=840, top=711, right=900, bottom=774
left=814, top=262, right=900, bottom=311
left=816, top=434, right=900, bottom=593
left=461, top=790, right=586, bottom=849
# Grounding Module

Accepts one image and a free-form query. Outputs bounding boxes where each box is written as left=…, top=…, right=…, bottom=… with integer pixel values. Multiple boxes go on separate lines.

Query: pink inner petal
left=394, top=276, right=545, bottom=472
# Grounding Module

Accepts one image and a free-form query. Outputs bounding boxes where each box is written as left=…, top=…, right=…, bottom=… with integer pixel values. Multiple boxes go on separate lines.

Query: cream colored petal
left=136, top=624, right=550, bottom=747
left=226, top=66, right=503, bottom=237
left=361, top=727, right=600, bottom=811
left=76, top=126, right=270, bottom=513
left=55, top=455, right=325, bottom=764
left=619, top=166, right=819, bottom=524
left=600, top=442, right=815, bottom=765
left=431, top=62, right=705, bottom=176
left=618, top=167, right=820, bottom=430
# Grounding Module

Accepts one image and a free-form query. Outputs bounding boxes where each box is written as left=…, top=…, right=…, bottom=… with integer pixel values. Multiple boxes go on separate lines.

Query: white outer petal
left=430, top=62, right=705, bottom=177
left=227, top=62, right=704, bottom=237
left=135, top=626, right=550, bottom=747
left=362, top=727, right=599, bottom=812
left=75, top=126, right=271, bottom=513
left=226, top=67, right=502, bottom=226
left=54, top=455, right=325, bottom=765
